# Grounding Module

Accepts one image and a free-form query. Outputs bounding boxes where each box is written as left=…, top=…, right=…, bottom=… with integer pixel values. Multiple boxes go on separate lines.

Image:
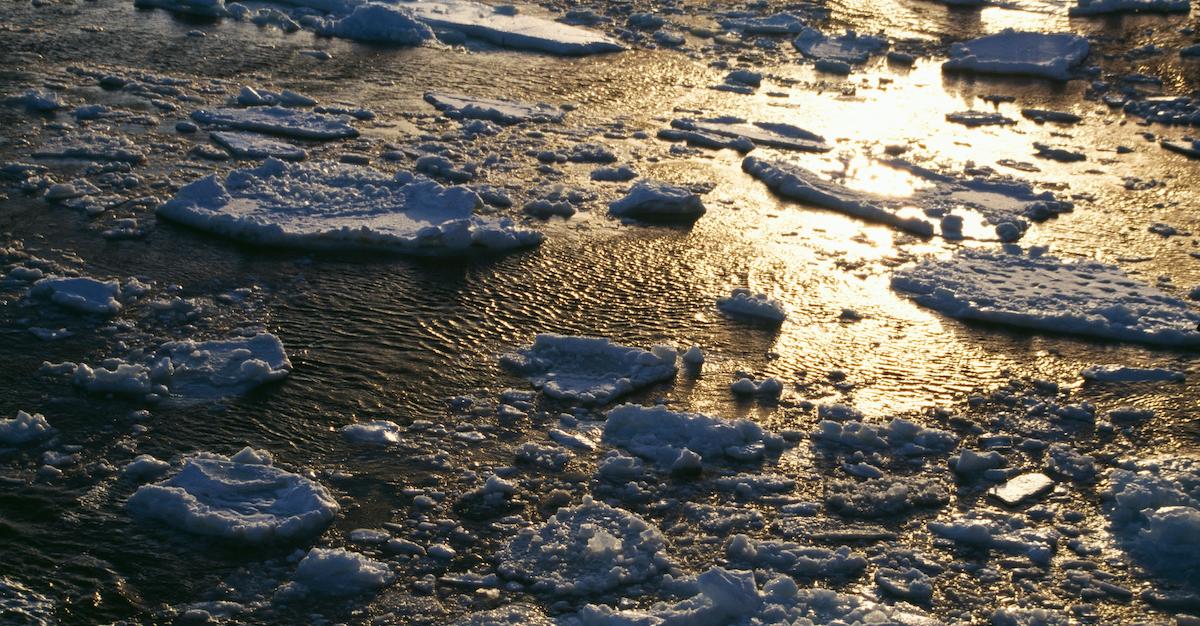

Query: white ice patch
left=891, top=247, right=1200, bottom=346
left=942, top=30, right=1090, bottom=81
left=126, top=447, right=338, bottom=542
left=314, top=4, right=435, bottom=45
left=500, top=335, right=677, bottom=405
left=158, top=333, right=292, bottom=398
left=497, top=497, right=670, bottom=595
left=0, top=411, right=54, bottom=445
left=424, top=92, right=564, bottom=125
left=1069, top=0, right=1188, bottom=15
left=211, top=131, right=307, bottom=161
left=158, top=159, right=541, bottom=255
left=602, top=403, right=780, bottom=469
left=1080, top=365, right=1184, bottom=382
left=340, top=420, right=404, bottom=445
left=814, top=418, right=956, bottom=456
left=792, top=28, right=887, bottom=65
left=717, top=288, right=787, bottom=323
left=725, top=534, right=868, bottom=579
left=30, top=276, right=122, bottom=315
left=191, top=107, right=358, bottom=140
left=288, top=547, right=393, bottom=595
left=825, top=475, right=949, bottom=517
left=928, top=513, right=1058, bottom=564
left=407, top=0, right=623, bottom=56
left=719, top=12, right=806, bottom=34
left=33, top=133, right=147, bottom=164
left=1104, top=459, right=1200, bottom=574
left=743, top=156, right=935, bottom=236
left=123, top=454, right=172, bottom=481
left=608, top=180, right=705, bottom=221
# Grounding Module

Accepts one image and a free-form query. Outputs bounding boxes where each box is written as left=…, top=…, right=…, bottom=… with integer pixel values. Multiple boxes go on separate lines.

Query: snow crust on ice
left=500, top=335, right=677, bottom=405
left=1080, top=364, right=1184, bottom=382
left=123, top=454, right=172, bottom=481
left=340, top=420, right=403, bottom=444
left=158, top=159, right=541, bottom=255
left=290, top=548, right=393, bottom=595
left=670, top=119, right=829, bottom=152
left=425, top=92, right=564, bottom=125
left=1069, top=0, right=1189, bottom=15
left=191, top=107, right=358, bottom=140
left=603, top=404, right=780, bottom=470
left=726, top=534, right=867, bottom=579
left=0, top=411, right=54, bottom=445
left=126, top=447, right=338, bottom=542
left=891, top=247, right=1200, bottom=346
left=315, top=4, right=435, bottom=45
left=793, top=28, right=887, bottom=65
left=406, top=0, right=623, bottom=56
left=1104, top=459, right=1200, bottom=574
left=743, top=156, right=935, bottom=236
left=717, top=288, right=787, bottom=323
left=942, top=30, right=1090, bottom=81
left=608, top=180, right=705, bottom=221
left=497, top=497, right=670, bottom=595
left=814, top=418, right=956, bottom=456
left=30, top=276, right=122, bottom=315
left=211, top=131, right=307, bottom=161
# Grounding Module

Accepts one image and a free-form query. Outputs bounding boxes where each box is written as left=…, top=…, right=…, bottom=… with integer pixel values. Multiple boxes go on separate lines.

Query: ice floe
left=670, top=118, right=829, bottom=152
left=314, top=3, right=434, bottom=45
left=825, top=475, right=949, bottom=517
left=0, top=411, right=54, bottom=446
left=1104, top=458, right=1200, bottom=574
left=496, top=497, right=669, bottom=595
left=717, top=288, right=787, bottom=323
left=134, top=0, right=229, bottom=16
left=424, top=92, right=564, bottom=125
left=32, top=133, right=147, bottom=164
left=126, top=447, right=338, bottom=542
left=929, top=513, right=1058, bottom=564
left=726, top=534, right=867, bottom=579
left=942, top=30, right=1090, bottom=81
left=602, top=403, right=782, bottom=470
left=500, top=335, right=677, bottom=405
left=891, top=247, right=1200, bottom=346
left=211, top=131, right=307, bottom=161
left=793, top=28, right=888, bottom=68
left=1069, top=0, right=1189, bottom=15
left=719, top=12, right=806, bottom=35
left=340, top=420, right=404, bottom=444
left=406, top=0, right=623, bottom=56
left=158, top=159, right=541, bottom=255
left=191, top=107, right=359, bottom=140
left=814, top=418, right=956, bottom=456
left=287, top=548, right=393, bottom=595
left=608, top=180, right=705, bottom=221
left=1080, top=365, right=1184, bottom=382
left=30, top=276, right=122, bottom=315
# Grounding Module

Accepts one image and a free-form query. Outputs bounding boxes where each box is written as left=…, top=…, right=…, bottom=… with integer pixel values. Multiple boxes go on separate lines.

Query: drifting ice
left=942, top=30, right=1090, bottom=81
left=500, top=335, right=677, bottom=405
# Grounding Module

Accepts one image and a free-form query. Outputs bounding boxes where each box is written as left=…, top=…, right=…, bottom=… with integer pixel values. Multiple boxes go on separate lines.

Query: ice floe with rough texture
left=425, top=92, right=564, bottom=125
left=340, top=420, right=404, bottom=444
left=30, top=276, right=122, bottom=315
left=124, top=455, right=172, bottom=481
left=726, top=534, right=867, bottom=579
left=1081, top=365, right=1184, bottom=382
left=158, top=159, right=541, bottom=255
left=793, top=28, right=887, bottom=65
left=603, top=403, right=782, bottom=470
left=500, top=335, right=677, bottom=405
left=0, top=411, right=54, bottom=445
left=929, top=513, right=1058, bottom=564
left=126, top=447, right=338, bottom=542
left=406, top=0, right=623, bottom=56
left=33, top=133, right=147, bottom=164
left=191, top=107, right=358, bottom=140
left=158, top=333, right=291, bottom=397
left=717, top=288, right=787, bottom=323
left=891, top=247, right=1200, bottom=346
left=497, top=497, right=669, bottom=595
left=1069, top=0, right=1189, bottom=15
left=211, top=131, right=307, bottom=161
left=942, top=30, right=1089, bottom=80
left=1104, top=458, right=1200, bottom=574
left=608, top=180, right=705, bottom=221
left=671, top=118, right=829, bottom=152
left=826, top=476, right=949, bottom=517
left=313, top=3, right=435, bottom=45
left=288, top=548, right=393, bottom=595
left=814, top=418, right=956, bottom=456
left=719, top=12, right=806, bottom=34
left=5, top=89, right=65, bottom=112
left=743, top=156, right=935, bottom=236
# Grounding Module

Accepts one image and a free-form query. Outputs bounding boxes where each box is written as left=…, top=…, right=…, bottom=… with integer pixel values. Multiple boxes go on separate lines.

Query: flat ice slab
left=892, top=248, right=1200, bottom=346
left=211, top=131, right=307, bottom=161
left=743, top=156, right=934, bottom=236
left=191, top=107, right=358, bottom=140
left=943, top=30, right=1090, bottom=80
left=500, top=334, right=677, bottom=405
left=719, top=13, right=806, bottom=34
left=497, top=497, right=669, bottom=595
left=608, top=180, right=706, bottom=221
left=793, top=28, right=887, bottom=64
left=32, top=133, right=147, bottom=164
left=603, top=403, right=778, bottom=469
left=424, top=92, right=564, bottom=125
left=989, top=473, right=1054, bottom=506
left=316, top=4, right=434, bottom=45
left=405, top=0, right=623, bottom=56
left=126, top=448, right=338, bottom=542
left=671, top=118, right=829, bottom=152
left=159, top=333, right=292, bottom=398
left=1081, top=365, right=1184, bottom=382
left=31, top=276, right=122, bottom=315
left=157, top=159, right=542, bottom=255
left=1070, top=0, right=1189, bottom=15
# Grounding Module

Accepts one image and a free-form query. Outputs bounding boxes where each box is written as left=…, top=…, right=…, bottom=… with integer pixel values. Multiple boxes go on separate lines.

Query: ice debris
left=0, top=411, right=54, bottom=446
left=425, top=92, right=564, bottom=125
left=602, top=403, right=783, bottom=470
left=407, top=0, right=623, bottom=55
left=717, top=288, right=787, bottom=323
left=500, top=335, right=677, bottom=405
left=30, top=276, right=122, bottom=315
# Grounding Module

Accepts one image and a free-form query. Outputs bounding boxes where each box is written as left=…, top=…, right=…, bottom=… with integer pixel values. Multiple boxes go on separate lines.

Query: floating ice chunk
left=500, top=335, right=677, bottom=405
left=69, top=361, right=152, bottom=395
left=717, top=288, right=787, bottom=323
left=875, top=567, right=933, bottom=603
left=891, top=248, right=1200, bottom=346
left=235, top=86, right=316, bottom=107
left=1069, top=0, right=1188, bottom=15
left=826, top=476, right=949, bottom=517
left=497, top=497, right=669, bottom=595
left=158, top=159, right=541, bottom=255
left=1104, top=459, right=1200, bottom=574
left=596, top=451, right=646, bottom=482
left=992, top=608, right=1072, bottom=626
left=424, top=92, right=564, bottom=125
left=31, top=276, right=122, bottom=315
left=988, top=473, right=1054, bottom=506
left=33, top=133, right=147, bottom=164
left=602, top=403, right=779, bottom=469
left=950, top=449, right=1005, bottom=477
left=942, top=30, right=1090, bottom=80
left=671, top=119, right=829, bottom=152
left=288, top=548, right=392, bottom=595
left=682, top=345, right=705, bottom=366
left=340, top=420, right=403, bottom=445
left=608, top=180, right=705, bottom=221
left=1081, top=365, right=1184, bottom=382
left=719, top=12, right=805, bottom=34
left=0, top=411, right=54, bottom=445
left=135, top=0, right=228, bottom=16
left=126, top=448, right=338, bottom=542
left=945, top=110, right=1016, bottom=126
left=726, top=534, right=867, bottom=579
left=191, top=107, right=358, bottom=140
left=159, top=333, right=291, bottom=397
left=793, top=28, right=887, bottom=65
left=814, top=418, right=956, bottom=456
left=1020, top=108, right=1081, bottom=124
left=929, top=513, right=1058, bottom=564
left=5, top=89, right=65, bottom=112
left=315, top=4, right=435, bottom=45
left=1161, top=139, right=1200, bottom=159
left=743, top=157, right=934, bottom=236
left=211, top=131, right=307, bottom=161
left=407, top=0, right=623, bottom=55
left=1045, top=444, right=1096, bottom=483
left=124, top=454, right=171, bottom=481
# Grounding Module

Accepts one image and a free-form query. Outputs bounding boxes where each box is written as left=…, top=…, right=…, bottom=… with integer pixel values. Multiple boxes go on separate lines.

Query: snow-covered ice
left=211, top=131, right=307, bottom=161
left=942, top=30, right=1090, bottom=80
left=425, top=92, right=564, bottom=125
left=158, top=159, right=542, bottom=255
left=814, top=418, right=956, bottom=456
left=1070, top=0, right=1189, bottom=15
left=717, top=288, right=787, bottom=323
left=1104, top=458, right=1200, bottom=574
left=340, top=420, right=404, bottom=444
left=1080, top=365, right=1185, bottom=382
left=0, top=411, right=54, bottom=446
left=891, top=247, right=1200, bottom=346
left=31, top=276, right=122, bottom=315
left=33, top=133, right=147, bottom=164
left=158, top=333, right=291, bottom=398
left=191, top=107, right=358, bottom=140
left=608, top=180, right=705, bottom=221
left=826, top=475, right=949, bottom=517
left=496, top=497, right=669, bottom=595
left=500, top=335, right=677, bottom=405
left=126, top=447, right=339, bottom=542
left=289, top=548, right=393, bottom=595
left=793, top=28, right=887, bottom=65
left=602, top=403, right=781, bottom=469
left=406, top=1, right=623, bottom=56
left=314, top=4, right=434, bottom=45
left=719, top=13, right=805, bottom=34
left=929, top=513, right=1058, bottom=564
left=726, top=534, right=867, bottom=579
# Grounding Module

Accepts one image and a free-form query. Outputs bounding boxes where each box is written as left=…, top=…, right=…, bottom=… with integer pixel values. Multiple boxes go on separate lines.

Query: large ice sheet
left=405, top=0, right=623, bottom=56
left=191, top=107, right=358, bottom=140
left=500, top=335, right=677, bottom=405
left=157, top=159, right=542, bottom=255
left=126, top=448, right=338, bottom=542
left=497, top=497, right=669, bottom=595
left=942, top=30, right=1089, bottom=80
left=602, top=404, right=779, bottom=469
left=891, top=248, right=1200, bottom=346
left=424, top=92, right=564, bottom=125
left=743, top=156, right=935, bottom=236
